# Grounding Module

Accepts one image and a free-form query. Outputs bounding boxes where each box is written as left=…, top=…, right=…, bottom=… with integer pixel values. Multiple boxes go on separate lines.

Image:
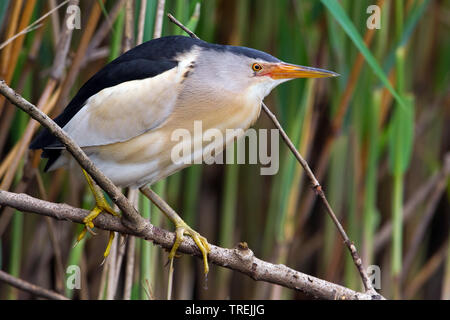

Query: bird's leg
left=140, top=187, right=211, bottom=274
left=75, top=169, right=120, bottom=259
left=168, top=213, right=211, bottom=274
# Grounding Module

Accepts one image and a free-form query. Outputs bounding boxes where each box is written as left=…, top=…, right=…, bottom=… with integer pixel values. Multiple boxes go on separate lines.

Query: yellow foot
left=75, top=169, right=121, bottom=260
left=75, top=203, right=120, bottom=259
left=168, top=220, right=211, bottom=274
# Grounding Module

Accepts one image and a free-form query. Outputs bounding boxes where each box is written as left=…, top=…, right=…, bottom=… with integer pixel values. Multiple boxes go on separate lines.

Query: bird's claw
left=85, top=223, right=97, bottom=236
left=168, top=222, right=211, bottom=275
left=75, top=205, right=119, bottom=260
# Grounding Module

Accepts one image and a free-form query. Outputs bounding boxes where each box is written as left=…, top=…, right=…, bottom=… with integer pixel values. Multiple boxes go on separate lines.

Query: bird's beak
left=266, top=62, right=339, bottom=80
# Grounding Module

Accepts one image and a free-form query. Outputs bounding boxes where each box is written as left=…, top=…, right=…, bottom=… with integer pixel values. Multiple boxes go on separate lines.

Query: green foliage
left=321, top=0, right=405, bottom=107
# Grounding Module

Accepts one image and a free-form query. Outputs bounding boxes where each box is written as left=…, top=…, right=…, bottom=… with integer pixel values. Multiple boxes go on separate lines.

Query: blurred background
left=0, top=0, right=449, bottom=300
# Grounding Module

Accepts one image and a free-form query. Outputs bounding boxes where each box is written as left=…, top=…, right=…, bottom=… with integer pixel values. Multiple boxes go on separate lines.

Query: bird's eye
left=252, top=63, right=263, bottom=72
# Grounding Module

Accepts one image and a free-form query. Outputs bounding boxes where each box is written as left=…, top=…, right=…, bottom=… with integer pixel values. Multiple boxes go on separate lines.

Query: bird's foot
left=75, top=201, right=120, bottom=259
left=168, top=219, right=211, bottom=275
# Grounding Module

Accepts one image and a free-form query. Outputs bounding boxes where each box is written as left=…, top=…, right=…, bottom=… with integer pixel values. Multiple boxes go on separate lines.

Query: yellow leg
left=140, top=187, right=211, bottom=275
left=168, top=214, right=211, bottom=275
left=75, top=169, right=120, bottom=259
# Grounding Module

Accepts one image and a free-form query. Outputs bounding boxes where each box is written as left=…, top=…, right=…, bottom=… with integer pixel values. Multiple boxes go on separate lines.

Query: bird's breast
left=85, top=89, right=262, bottom=187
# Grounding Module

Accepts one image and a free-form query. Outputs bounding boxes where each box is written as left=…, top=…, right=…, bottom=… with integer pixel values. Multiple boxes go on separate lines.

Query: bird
left=30, top=35, right=338, bottom=274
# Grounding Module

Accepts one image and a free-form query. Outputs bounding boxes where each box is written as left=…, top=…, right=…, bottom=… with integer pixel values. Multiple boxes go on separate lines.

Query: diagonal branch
left=262, top=102, right=376, bottom=295
left=0, top=189, right=380, bottom=300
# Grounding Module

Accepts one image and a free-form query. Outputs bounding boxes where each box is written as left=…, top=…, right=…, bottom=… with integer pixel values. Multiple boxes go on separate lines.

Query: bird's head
left=187, top=42, right=339, bottom=101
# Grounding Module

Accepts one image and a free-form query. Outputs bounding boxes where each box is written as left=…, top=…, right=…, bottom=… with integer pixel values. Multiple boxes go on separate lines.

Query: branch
left=0, top=270, right=68, bottom=300
left=0, top=190, right=380, bottom=300
left=167, top=13, right=200, bottom=40
left=262, top=103, right=376, bottom=295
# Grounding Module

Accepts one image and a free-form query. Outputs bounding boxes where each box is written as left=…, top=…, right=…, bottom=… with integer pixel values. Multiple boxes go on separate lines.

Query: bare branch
left=167, top=13, right=199, bottom=40
left=0, top=190, right=380, bottom=300
left=261, top=102, right=375, bottom=294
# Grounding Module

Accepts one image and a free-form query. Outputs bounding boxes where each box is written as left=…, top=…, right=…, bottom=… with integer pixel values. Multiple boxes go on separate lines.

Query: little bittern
left=30, top=35, right=338, bottom=274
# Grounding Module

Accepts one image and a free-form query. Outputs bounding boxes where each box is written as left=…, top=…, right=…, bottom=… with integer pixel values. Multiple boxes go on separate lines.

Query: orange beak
left=264, top=62, right=339, bottom=80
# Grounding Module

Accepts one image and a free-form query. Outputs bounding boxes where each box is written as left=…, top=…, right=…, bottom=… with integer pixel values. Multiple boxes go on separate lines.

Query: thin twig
left=0, top=190, right=381, bottom=300
left=261, top=102, right=375, bottom=294
left=0, top=0, right=70, bottom=51
left=167, top=13, right=199, bottom=39
left=0, top=24, right=43, bottom=50
left=0, top=270, right=69, bottom=300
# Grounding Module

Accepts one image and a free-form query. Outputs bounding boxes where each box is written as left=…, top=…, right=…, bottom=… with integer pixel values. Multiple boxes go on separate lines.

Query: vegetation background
left=0, top=0, right=448, bottom=300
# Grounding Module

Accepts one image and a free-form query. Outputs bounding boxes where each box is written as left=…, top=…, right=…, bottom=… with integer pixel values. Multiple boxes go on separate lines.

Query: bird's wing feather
left=62, top=61, right=184, bottom=147
left=30, top=59, right=178, bottom=149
